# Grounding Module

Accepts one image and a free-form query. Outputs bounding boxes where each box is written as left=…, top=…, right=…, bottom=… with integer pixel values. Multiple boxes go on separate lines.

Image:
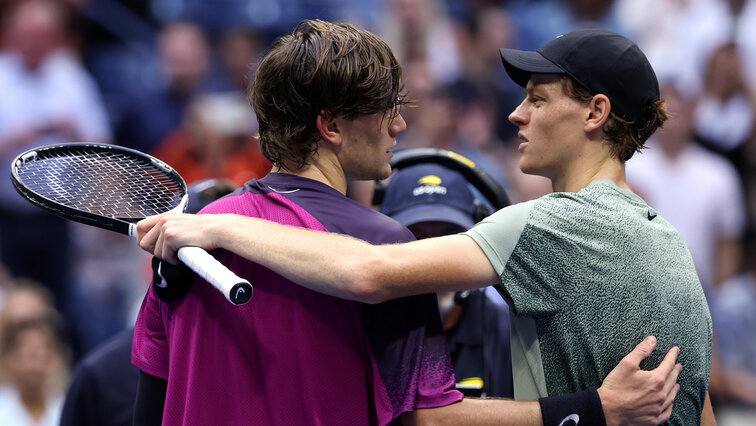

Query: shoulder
left=469, top=199, right=537, bottom=238
left=523, top=188, right=595, bottom=227
left=197, top=190, right=248, bottom=215
left=523, top=182, right=650, bottom=247
left=465, top=200, right=537, bottom=273
left=359, top=208, right=416, bottom=244
left=319, top=200, right=415, bottom=244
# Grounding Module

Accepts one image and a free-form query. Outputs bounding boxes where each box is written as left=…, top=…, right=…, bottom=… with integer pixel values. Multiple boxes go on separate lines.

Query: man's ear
left=585, top=94, right=611, bottom=133
left=316, top=111, right=341, bottom=146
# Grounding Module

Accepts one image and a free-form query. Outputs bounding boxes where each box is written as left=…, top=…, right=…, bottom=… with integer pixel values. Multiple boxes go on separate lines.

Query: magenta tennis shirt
left=132, top=173, right=462, bottom=425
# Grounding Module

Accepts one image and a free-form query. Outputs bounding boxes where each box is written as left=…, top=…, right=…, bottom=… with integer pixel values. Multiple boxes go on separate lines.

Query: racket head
left=10, top=143, right=188, bottom=235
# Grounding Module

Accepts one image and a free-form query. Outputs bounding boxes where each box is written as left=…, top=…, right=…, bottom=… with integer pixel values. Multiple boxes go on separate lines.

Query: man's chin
left=519, top=163, right=550, bottom=180
left=378, top=168, right=392, bottom=180
left=352, top=168, right=391, bottom=182
left=372, top=166, right=392, bottom=181
left=519, top=161, right=536, bottom=176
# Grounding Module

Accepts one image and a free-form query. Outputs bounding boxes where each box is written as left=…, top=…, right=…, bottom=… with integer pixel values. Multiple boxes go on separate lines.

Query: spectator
left=693, top=42, right=755, bottom=175
left=708, top=230, right=756, bottom=412
left=615, top=0, right=731, bottom=96
left=458, top=4, right=522, bottom=142
left=0, top=280, right=56, bottom=334
left=0, top=0, right=111, bottom=311
left=210, top=28, right=265, bottom=93
left=508, top=0, right=628, bottom=52
left=0, top=279, right=65, bottom=387
left=115, top=20, right=212, bottom=154
left=627, top=83, right=747, bottom=297
left=59, top=327, right=136, bottom=426
left=0, top=316, right=70, bottom=426
left=377, top=0, right=463, bottom=85
left=451, top=93, right=513, bottom=194
left=150, top=92, right=271, bottom=186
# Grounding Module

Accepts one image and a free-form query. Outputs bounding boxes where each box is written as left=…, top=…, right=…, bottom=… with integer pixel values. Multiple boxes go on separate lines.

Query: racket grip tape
left=177, top=246, right=253, bottom=305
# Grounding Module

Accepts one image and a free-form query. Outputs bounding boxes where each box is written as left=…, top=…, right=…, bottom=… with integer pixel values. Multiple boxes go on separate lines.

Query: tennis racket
left=10, top=143, right=253, bottom=305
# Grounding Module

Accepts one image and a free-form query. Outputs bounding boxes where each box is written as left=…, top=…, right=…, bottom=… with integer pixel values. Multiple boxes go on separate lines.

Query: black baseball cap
left=499, top=28, right=659, bottom=128
left=380, top=164, right=476, bottom=230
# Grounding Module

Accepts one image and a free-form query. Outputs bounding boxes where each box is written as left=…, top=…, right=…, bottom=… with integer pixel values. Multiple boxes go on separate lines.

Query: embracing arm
left=402, top=399, right=542, bottom=426
left=403, top=337, right=681, bottom=426
left=136, top=213, right=498, bottom=303
left=136, top=214, right=682, bottom=425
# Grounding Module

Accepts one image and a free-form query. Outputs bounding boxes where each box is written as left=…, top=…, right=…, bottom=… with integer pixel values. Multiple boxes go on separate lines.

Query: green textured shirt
left=466, top=179, right=711, bottom=425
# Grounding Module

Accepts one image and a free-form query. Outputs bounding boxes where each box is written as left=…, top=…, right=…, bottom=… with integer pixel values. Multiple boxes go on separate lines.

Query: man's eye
left=391, top=100, right=402, bottom=117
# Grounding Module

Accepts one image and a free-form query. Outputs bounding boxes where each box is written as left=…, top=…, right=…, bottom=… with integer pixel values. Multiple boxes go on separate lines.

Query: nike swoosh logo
left=155, top=261, right=168, bottom=288
left=558, top=414, right=579, bottom=426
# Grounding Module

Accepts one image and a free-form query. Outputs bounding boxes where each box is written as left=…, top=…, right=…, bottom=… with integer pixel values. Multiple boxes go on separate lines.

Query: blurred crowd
left=0, top=0, right=754, bottom=424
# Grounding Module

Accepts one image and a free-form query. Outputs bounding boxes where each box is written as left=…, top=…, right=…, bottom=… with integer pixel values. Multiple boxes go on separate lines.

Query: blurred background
left=0, top=0, right=754, bottom=424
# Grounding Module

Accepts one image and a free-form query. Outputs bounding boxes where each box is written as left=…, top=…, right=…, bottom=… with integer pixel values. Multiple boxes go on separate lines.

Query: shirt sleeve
left=131, top=284, right=169, bottom=380
left=465, top=201, right=534, bottom=276
left=465, top=198, right=582, bottom=316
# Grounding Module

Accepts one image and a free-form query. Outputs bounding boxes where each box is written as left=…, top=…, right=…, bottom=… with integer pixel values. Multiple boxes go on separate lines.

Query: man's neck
left=273, top=151, right=348, bottom=194
left=551, top=153, right=629, bottom=193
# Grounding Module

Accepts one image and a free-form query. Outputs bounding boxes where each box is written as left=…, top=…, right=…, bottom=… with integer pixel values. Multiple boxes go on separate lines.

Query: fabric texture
left=132, top=173, right=461, bottom=425
left=466, top=179, right=712, bottom=425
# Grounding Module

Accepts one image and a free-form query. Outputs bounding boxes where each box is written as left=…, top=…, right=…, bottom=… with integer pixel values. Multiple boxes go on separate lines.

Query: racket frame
left=11, top=143, right=183, bottom=235
left=10, top=142, right=252, bottom=305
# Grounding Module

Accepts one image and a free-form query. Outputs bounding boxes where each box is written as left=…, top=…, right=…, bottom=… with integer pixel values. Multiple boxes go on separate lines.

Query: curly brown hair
left=249, top=20, right=408, bottom=169
left=560, top=76, right=668, bottom=162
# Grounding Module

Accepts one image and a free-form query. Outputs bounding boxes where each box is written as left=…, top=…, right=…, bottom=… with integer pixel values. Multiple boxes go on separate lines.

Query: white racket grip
left=177, top=246, right=253, bottom=305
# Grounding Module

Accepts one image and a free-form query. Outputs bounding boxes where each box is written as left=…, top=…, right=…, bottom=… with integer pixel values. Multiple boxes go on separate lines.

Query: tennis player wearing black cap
left=137, top=28, right=706, bottom=425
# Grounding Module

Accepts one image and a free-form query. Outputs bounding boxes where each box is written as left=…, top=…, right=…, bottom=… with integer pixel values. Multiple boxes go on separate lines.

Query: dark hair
left=0, top=314, right=66, bottom=357
left=249, top=19, right=407, bottom=169
left=560, top=76, right=668, bottom=161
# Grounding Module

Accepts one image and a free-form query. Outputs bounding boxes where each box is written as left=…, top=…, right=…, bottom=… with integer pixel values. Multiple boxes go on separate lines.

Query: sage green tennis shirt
left=466, top=179, right=711, bottom=425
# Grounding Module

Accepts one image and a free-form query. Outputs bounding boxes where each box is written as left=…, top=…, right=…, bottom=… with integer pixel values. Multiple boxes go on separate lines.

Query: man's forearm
left=403, top=398, right=543, bottom=426
left=138, top=213, right=383, bottom=301
left=400, top=388, right=609, bottom=426
left=215, top=214, right=391, bottom=302
left=137, top=213, right=496, bottom=303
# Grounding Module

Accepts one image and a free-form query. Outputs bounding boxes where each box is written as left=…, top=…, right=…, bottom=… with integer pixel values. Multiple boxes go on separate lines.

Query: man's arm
left=700, top=391, right=716, bottom=426
left=137, top=214, right=683, bottom=424
left=133, top=371, right=167, bottom=426
left=136, top=213, right=498, bottom=303
left=401, top=337, right=680, bottom=426
left=403, top=399, right=542, bottom=426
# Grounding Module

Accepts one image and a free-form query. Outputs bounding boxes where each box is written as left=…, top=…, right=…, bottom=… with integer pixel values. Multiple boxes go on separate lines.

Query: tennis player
left=138, top=25, right=688, bottom=425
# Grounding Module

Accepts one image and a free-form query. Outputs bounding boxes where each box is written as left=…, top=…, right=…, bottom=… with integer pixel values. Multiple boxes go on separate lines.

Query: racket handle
left=177, top=246, right=253, bottom=305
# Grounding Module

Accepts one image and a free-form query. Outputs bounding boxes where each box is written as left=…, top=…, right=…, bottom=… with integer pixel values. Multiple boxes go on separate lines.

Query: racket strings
left=16, top=148, right=185, bottom=219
